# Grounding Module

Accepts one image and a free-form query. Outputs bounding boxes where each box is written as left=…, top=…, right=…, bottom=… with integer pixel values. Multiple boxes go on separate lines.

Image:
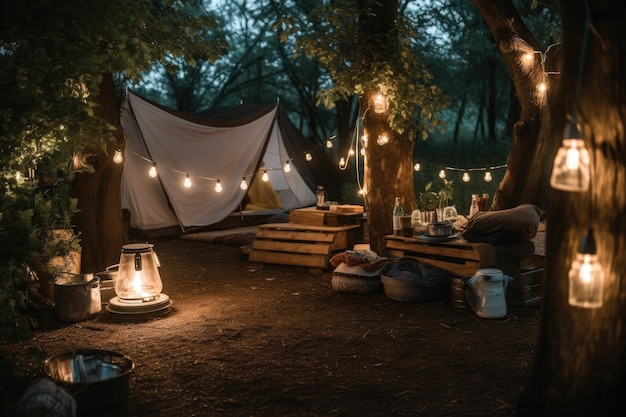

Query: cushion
left=462, top=204, right=541, bottom=243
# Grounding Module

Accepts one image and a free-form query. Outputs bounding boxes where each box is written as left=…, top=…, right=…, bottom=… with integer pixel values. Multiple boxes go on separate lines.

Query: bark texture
left=473, top=0, right=558, bottom=211
left=70, top=74, right=126, bottom=273
left=519, top=1, right=626, bottom=415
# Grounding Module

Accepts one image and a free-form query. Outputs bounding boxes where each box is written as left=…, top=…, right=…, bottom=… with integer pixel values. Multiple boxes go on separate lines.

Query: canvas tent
left=120, top=92, right=339, bottom=237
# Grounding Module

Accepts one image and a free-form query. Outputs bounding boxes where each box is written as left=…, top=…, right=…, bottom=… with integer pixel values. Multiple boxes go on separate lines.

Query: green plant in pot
left=29, top=181, right=82, bottom=304
left=418, top=179, right=454, bottom=223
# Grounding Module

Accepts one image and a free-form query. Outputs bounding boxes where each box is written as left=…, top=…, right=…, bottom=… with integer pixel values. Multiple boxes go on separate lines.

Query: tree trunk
left=519, top=1, right=626, bottom=415
left=357, top=0, right=415, bottom=253
left=473, top=0, right=555, bottom=210
left=70, top=73, right=126, bottom=273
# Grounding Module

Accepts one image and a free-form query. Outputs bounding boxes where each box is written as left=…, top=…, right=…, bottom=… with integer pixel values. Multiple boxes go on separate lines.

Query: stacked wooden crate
left=248, top=206, right=365, bottom=271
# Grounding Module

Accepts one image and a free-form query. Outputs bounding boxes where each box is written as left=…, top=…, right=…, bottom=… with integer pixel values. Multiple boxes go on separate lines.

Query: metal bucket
left=54, top=273, right=101, bottom=322
left=44, top=349, right=134, bottom=414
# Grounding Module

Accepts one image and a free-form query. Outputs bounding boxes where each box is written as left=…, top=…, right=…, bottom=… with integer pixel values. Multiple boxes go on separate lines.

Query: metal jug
left=463, top=268, right=508, bottom=319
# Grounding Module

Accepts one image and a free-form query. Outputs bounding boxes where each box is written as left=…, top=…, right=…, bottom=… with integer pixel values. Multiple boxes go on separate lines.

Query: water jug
left=463, top=268, right=508, bottom=318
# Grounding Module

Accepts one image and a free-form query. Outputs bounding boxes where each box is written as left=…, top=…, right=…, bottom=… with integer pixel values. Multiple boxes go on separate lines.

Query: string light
left=183, top=173, right=191, bottom=188
left=148, top=163, right=157, bottom=178
left=376, top=133, right=389, bottom=145
left=113, top=149, right=123, bottom=164
left=240, top=178, right=248, bottom=190
left=438, top=169, right=446, bottom=179
left=305, top=152, right=312, bottom=161
left=339, top=157, right=346, bottom=170
left=414, top=162, right=421, bottom=172
left=326, top=135, right=336, bottom=149
left=462, top=171, right=470, bottom=182
left=569, top=228, right=604, bottom=308
left=373, top=93, right=388, bottom=113
left=283, top=161, right=291, bottom=173
left=484, top=171, right=493, bottom=182
left=261, top=169, right=269, bottom=182
left=214, top=179, right=222, bottom=193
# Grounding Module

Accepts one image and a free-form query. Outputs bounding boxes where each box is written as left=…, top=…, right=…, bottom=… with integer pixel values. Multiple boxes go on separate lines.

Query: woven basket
left=331, top=273, right=381, bottom=294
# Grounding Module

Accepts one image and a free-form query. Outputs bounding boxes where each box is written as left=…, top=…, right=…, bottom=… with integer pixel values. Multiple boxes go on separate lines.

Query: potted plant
left=418, top=179, right=454, bottom=223
left=30, top=185, right=82, bottom=303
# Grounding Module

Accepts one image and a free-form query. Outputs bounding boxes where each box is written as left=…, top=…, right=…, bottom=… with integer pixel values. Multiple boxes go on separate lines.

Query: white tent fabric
left=120, top=92, right=315, bottom=233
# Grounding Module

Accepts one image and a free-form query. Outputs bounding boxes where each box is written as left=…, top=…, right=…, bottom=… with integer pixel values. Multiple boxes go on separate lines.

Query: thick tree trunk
left=519, top=1, right=626, bottom=415
left=357, top=0, right=415, bottom=253
left=473, top=0, right=556, bottom=210
left=70, top=74, right=126, bottom=273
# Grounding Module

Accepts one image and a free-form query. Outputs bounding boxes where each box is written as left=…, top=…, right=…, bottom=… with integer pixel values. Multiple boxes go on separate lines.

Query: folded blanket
left=329, top=249, right=388, bottom=271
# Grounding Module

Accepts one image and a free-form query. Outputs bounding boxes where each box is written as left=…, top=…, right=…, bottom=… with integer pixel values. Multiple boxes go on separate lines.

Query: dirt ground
left=1, top=237, right=541, bottom=417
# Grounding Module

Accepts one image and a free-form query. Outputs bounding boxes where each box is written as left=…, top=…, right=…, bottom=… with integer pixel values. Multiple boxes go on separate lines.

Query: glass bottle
left=393, top=197, right=404, bottom=236
left=469, top=194, right=479, bottom=218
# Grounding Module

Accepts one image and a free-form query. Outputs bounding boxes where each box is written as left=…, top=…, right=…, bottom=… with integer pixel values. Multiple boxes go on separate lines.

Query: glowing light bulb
left=360, top=148, right=365, bottom=156
left=339, top=157, right=346, bottom=169
left=537, top=82, right=547, bottom=93
left=568, top=229, right=604, bottom=308
left=240, top=178, right=248, bottom=190
left=484, top=171, right=493, bottom=182
left=550, top=121, right=590, bottom=192
left=262, top=169, right=269, bottom=182
left=373, top=93, right=387, bottom=113
left=348, top=148, right=355, bottom=156
left=184, top=174, right=191, bottom=188
left=283, top=161, right=291, bottom=173
left=438, top=169, right=446, bottom=179
left=414, top=162, right=421, bottom=171
left=305, top=152, right=312, bottom=161
left=215, top=179, right=222, bottom=193
left=462, top=171, right=470, bottom=182
left=376, top=133, right=389, bottom=145
left=522, top=52, right=534, bottom=63
left=326, top=140, right=333, bottom=149
left=148, top=163, right=157, bottom=178
left=113, top=149, right=123, bottom=164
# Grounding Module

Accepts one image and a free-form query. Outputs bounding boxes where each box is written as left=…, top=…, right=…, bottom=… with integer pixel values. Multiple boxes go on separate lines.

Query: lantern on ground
left=106, top=243, right=171, bottom=318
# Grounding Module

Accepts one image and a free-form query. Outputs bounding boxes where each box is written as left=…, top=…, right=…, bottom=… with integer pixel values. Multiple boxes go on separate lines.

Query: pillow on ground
left=462, top=204, right=541, bottom=243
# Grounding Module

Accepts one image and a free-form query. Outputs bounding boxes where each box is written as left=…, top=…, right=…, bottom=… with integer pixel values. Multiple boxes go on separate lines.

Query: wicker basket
left=331, top=273, right=381, bottom=294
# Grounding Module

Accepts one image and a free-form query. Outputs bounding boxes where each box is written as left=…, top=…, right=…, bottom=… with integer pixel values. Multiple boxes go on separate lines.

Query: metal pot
left=426, top=222, right=454, bottom=237
left=95, top=264, right=118, bottom=304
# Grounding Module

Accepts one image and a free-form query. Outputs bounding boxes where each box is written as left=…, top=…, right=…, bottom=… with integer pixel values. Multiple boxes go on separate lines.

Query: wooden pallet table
left=383, top=234, right=545, bottom=306
left=249, top=223, right=363, bottom=271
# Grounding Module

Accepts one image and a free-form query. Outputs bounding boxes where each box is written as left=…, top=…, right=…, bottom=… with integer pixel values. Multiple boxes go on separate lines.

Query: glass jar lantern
left=115, top=243, right=162, bottom=301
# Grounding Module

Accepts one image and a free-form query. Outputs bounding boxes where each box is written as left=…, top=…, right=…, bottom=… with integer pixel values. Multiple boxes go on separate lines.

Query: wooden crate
left=249, top=223, right=363, bottom=270
left=289, top=207, right=364, bottom=227
left=384, top=234, right=546, bottom=306
left=383, top=235, right=482, bottom=278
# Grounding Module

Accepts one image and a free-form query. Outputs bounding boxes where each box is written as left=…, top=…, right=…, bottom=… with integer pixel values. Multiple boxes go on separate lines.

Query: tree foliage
left=278, top=0, right=449, bottom=141
left=0, top=0, right=225, bottom=338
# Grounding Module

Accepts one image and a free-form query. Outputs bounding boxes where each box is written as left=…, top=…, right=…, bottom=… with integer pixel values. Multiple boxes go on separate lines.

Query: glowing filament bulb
left=262, top=169, right=269, bottom=182
left=360, top=148, right=365, bottom=156
left=215, top=179, right=222, bottom=193
left=484, top=171, right=493, bottom=182
left=537, top=82, right=547, bottom=93
left=184, top=174, right=191, bottom=188
left=326, top=140, right=333, bottom=149
left=377, top=133, right=389, bottom=145
left=148, top=163, right=157, bottom=178
left=462, top=171, right=470, bottom=182
left=240, top=178, right=248, bottom=190
left=522, top=52, right=534, bottom=63
left=438, top=169, right=446, bottom=179
left=283, top=161, right=291, bottom=173
left=339, top=157, right=346, bottom=169
left=414, top=162, right=421, bottom=172
left=566, top=145, right=581, bottom=170
left=113, top=149, right=123, bottom=164
left=348, top=148, right=355, bottom=156
left=305, top=152, right=312, bottom=161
